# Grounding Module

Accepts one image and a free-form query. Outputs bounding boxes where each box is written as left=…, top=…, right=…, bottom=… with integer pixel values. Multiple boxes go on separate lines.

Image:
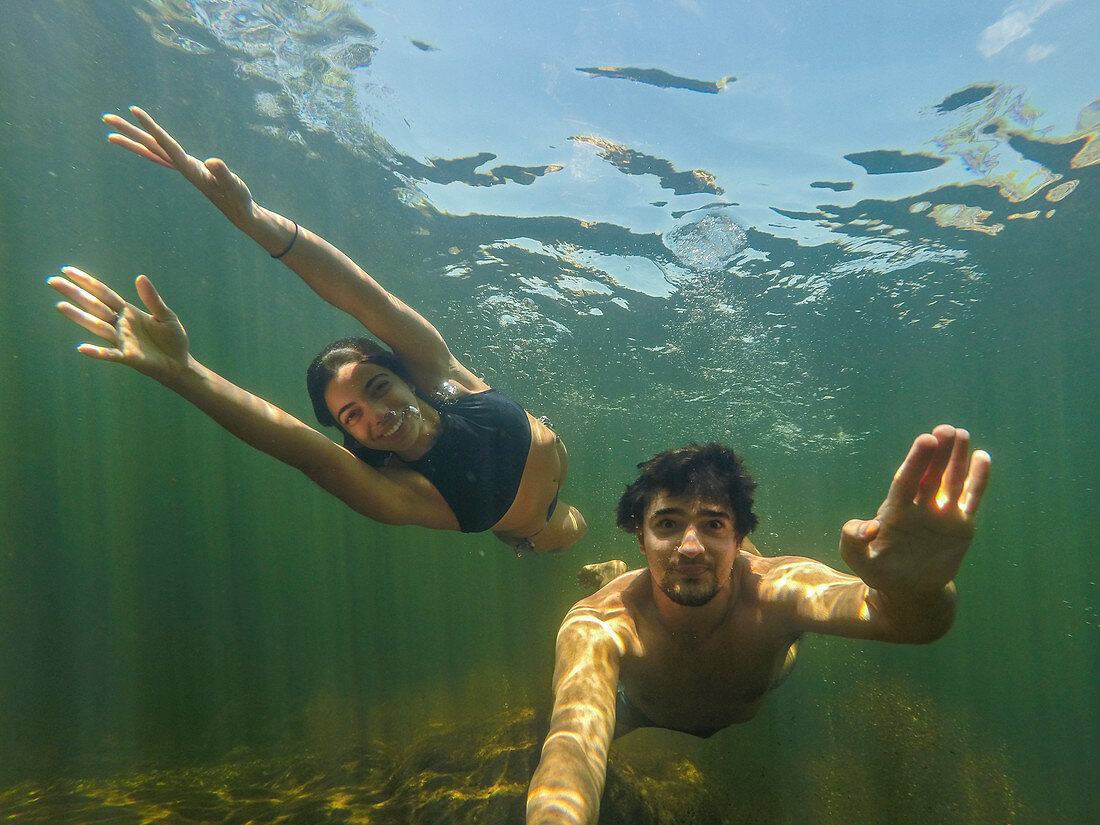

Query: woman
left=49, top=107, right=585, bottom=554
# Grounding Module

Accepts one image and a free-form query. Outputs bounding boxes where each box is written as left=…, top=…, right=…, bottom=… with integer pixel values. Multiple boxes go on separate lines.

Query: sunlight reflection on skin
left=760, top=559, right=878, bottom=622
left=758, top=556, right=957, bottom=642
left=527, top=789, right=588, bottom=825
left=559, top=614, right=629, bottom=657
left=528, top=602, right=641, bottom=825
left=530, top=551, right=960, bottom=822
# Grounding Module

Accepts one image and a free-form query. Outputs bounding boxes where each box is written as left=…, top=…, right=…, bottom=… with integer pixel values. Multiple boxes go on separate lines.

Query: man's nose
left=677, top=525, right=705, bottom=558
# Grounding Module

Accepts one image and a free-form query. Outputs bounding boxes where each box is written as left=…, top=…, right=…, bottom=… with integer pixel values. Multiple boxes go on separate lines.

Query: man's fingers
left=916, top=424, right=956, bottom=504
left=839, top=518, right=877, bottom=567
left=959, top=450, right=992, bottom=516
left=885, top=432, right=938, bottom=508
left=842, top=518, right=879, bottom=542
left=936, top=428, right=971, bottom=507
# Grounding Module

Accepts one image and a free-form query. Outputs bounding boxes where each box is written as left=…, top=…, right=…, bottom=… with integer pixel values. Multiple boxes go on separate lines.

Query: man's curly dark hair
left=616, top=443, right=758, bottom=538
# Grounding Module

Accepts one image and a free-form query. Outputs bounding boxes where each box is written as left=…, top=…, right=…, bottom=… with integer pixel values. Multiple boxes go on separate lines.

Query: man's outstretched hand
left=840, top=425, right=991, bottom=594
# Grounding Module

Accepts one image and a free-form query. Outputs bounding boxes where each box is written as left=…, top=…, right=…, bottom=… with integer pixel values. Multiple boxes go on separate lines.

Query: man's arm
left=761, top=425, right=990, bottom=643
left=759, top=557, right=958, bottom=643
left=527, top=604, right=624, bottom=825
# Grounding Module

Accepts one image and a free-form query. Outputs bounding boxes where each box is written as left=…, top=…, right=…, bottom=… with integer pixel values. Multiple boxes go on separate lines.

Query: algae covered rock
left=0, top=705, right=733, bottom=824
left=346, top=706, right=731, bottom=824
left=602, top=750, right=731, bottom=825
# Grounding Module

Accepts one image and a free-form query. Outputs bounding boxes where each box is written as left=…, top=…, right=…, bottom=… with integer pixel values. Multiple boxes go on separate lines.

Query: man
left=526, top=425, right=991, bottom=825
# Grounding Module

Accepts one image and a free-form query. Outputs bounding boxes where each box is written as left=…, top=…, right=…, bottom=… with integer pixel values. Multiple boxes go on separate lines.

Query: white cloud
left=978, top=0, right=1069, bottom=58
left=672, top=0, right=704, bottom=16
left=1025, top=43, right=1057, bottom=61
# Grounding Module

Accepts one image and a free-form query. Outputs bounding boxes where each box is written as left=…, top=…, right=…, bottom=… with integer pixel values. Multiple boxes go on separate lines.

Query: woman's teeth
left=378, top=406, right=420, bottom=440
left=380, top=410, right=404, bottom=438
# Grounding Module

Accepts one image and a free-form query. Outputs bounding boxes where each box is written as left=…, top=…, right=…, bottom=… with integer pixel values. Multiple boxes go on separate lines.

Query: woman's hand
left=49, top=267, right=190, bottom=384
left=104, top=106, right=256, bottom=227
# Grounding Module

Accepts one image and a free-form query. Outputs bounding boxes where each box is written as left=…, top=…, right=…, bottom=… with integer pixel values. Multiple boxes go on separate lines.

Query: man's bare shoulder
left=569, top=568, right=645, bottom=615
left=557, top=570, right=646, bottom=657
left=741, top=552, right=857, bottom=601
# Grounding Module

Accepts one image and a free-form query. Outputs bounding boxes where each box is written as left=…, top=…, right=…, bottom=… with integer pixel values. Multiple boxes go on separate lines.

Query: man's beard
left=659, top=567, right=720, bottom=606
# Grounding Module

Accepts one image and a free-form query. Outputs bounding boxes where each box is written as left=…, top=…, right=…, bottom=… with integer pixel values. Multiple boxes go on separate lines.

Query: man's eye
left=657, top=519, right=676, bottom=529
left=344, top=410, right=360, bottom=425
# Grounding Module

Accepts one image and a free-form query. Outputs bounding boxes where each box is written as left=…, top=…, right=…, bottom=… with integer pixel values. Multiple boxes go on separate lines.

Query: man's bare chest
left=618, top=610, right=795, bottom=730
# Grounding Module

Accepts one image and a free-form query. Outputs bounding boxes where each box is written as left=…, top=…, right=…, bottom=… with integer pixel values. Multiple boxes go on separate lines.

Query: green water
left=1, top=2, right=1096, bottom=823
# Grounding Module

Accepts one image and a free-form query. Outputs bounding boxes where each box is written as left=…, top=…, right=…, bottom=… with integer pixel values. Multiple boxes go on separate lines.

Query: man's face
left=638, top=491, right=742, bottom=607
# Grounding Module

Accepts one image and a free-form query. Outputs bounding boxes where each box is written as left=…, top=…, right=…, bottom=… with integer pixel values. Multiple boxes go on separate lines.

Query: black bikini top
left=403, top=389, right=532, bottom=532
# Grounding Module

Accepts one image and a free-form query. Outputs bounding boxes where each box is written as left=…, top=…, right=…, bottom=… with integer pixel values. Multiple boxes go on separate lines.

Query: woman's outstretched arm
left=104, top=107, right=483, bottom=390
left=48, top=266, right=458, bottom=530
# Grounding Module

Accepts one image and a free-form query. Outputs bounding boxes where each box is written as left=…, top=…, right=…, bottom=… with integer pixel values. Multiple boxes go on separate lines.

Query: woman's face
left=324, top=360, right=423, bottom=451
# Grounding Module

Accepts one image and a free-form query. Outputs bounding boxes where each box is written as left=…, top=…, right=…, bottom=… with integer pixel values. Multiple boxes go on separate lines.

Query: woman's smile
left=376, top=405, right=422, bottom=446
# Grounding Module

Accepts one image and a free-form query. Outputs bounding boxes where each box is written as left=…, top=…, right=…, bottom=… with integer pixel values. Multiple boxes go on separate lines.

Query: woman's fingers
left=75, top=342, right=124, bottom=362
left=105, top=131, right=174, bottom=169
left=48, top=270, right=120, bottom=323
left=135, top=275, right=175, bottom=323
left=205, top=157, right=241, bottom=192
left=59, top=267, right=126, bottom=315
left=103, top=113, right=174, bottom=167
left=128, top=106, right=191, bottom=167
left=55, top=299, right=120, bottom=346
left=104, top=107, right=203, bottom=182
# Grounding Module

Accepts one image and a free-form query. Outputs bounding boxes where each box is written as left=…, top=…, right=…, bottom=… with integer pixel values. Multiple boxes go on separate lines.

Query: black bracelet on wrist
left=271, top=222, right=299, bottom=259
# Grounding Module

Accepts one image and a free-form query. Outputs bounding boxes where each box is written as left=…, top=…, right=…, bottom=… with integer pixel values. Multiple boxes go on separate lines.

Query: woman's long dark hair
left=306, top=337, right=416, bottom=466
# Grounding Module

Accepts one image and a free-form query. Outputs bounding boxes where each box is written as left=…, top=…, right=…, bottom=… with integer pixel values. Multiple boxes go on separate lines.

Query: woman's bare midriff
left=491, top=414, right=568, bottom=537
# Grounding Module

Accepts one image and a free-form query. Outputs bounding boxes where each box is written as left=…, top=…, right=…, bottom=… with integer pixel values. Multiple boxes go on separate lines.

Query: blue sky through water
left=150, top=0, right=1099, bottom=292
left=353, top=0, right=1095, bottom=245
